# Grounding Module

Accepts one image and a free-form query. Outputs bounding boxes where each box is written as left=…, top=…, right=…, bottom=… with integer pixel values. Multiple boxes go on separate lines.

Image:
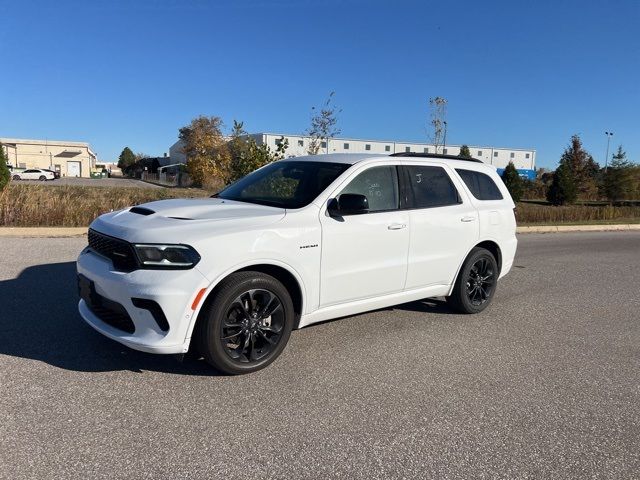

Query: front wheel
left=12, top=175, right=20, bottom=180
left=196, top=272, right=294, bottom=374
left=447, top=247, right=498, bottom=314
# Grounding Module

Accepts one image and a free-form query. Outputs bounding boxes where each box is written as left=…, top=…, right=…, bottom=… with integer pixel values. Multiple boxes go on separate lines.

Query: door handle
left=461, top=216, right=476, bottom=222
left=388, top=223, right=407, bottom=230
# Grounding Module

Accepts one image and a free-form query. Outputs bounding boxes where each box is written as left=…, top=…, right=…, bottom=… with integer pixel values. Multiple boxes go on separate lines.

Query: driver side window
left=340, top=166, right=399, bottom=212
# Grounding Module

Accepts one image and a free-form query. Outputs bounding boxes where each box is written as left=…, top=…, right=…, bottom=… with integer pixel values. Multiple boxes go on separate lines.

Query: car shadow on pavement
left=0, top=261, right=218, bottom=376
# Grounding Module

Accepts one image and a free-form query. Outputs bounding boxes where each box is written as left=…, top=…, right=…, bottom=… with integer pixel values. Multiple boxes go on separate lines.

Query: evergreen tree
left=0, top=144, right=10, bottom=191
left=458, top=145, right=472, bottom=158
left=501, top=161, right=524, bottom=202
left=547, top=161, right=577, bottom=205
left=603, top=146, right=634, bottom=203
left=559, top=135, right=598, bottom=200
left=117, top=147, right=136, bottom=172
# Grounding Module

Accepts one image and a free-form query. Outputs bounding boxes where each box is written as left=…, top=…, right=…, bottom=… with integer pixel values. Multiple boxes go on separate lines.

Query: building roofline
left=0, top=137, right=92, bottom=148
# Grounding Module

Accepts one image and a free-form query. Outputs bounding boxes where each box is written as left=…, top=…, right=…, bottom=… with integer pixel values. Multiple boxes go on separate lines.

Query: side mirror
left=328, top=193, right=369, bottom=216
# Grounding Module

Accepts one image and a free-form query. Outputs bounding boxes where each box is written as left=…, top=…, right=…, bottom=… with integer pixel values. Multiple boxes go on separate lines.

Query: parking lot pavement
left=1, top=232, right=638, bottom=479
left=12, top=176, right=162, bottom=188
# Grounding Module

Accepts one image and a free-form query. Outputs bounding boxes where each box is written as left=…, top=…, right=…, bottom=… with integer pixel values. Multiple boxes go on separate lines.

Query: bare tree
left=307, top=92, right=341, bottom=155
left=428, top=97, right=447, bottom=153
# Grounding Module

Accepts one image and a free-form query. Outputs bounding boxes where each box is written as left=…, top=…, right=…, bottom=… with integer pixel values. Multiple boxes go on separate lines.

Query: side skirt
left=298, top=284, right=451, bottom=329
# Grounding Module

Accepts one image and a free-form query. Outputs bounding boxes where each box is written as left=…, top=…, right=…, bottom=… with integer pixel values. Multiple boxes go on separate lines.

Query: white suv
left=77, top=153, right=517, bottom=374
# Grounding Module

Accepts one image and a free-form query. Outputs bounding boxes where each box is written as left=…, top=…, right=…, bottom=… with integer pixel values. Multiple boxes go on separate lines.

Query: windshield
left=218, top=161, right=351, bottom=209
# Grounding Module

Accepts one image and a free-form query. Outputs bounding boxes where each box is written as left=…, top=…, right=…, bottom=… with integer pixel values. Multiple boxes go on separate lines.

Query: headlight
left=132, top=244, right=201, bottom=269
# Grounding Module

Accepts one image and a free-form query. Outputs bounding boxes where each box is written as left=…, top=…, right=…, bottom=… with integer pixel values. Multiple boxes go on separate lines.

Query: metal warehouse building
left=0, top=137, right=97, bottom=178
left=250, top=133, right=537, bottom=179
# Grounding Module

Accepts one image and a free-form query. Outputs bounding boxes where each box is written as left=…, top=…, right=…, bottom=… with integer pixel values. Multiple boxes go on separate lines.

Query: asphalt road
left=1, top=232, right=638, bottom=479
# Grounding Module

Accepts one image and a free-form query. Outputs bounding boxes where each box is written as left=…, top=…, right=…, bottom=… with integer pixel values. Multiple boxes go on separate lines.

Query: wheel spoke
left=259, top=325, right=282, bottom=334
left=262, top=298, right=281, bottom=319
left=221, top=330, right=243, bottom=341
left=240, top=292, right=254, bottom=316
left=231, top=300, right=251, bottom=321
left=257, top=329, right=277, bottom=345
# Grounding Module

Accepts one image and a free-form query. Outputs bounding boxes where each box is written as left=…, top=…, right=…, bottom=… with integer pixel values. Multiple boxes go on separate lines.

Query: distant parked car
left=12, top=169, right=55, bottom=181
left=42, top=169, right=61, bottom=179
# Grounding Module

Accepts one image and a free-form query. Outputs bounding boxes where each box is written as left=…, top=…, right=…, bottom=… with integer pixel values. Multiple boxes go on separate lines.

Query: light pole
left=443, top=121, right=448, bottom=154
left=604, top=131, right=613, bottom=171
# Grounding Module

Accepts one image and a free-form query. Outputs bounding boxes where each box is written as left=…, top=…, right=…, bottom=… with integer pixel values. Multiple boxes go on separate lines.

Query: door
left=401, top=164, right=479, bottom=289
left=67, top=161, right=81, bottom=177
left=23, top=169, right=38, bottom=180
left=319, top=165, right=410, bottom=306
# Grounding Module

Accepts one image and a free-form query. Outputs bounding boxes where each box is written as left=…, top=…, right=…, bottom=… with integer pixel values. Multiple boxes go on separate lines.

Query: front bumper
left=76, top=247, right=209, bottom=354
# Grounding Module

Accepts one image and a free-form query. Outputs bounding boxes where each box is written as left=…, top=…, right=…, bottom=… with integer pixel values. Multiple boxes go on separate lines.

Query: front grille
left=88, top=229, right=138, bottom=271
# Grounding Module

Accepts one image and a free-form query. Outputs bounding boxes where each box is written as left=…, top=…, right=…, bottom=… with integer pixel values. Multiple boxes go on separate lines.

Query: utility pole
left=604, top=131, right=613, bottom=171
left=443, top=121, right=448, bottom=153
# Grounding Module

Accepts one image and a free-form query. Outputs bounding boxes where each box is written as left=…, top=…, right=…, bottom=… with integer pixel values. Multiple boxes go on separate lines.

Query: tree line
left=500, top=134, right=639, bottom=205
left=117, top=92, right=341, bottom=189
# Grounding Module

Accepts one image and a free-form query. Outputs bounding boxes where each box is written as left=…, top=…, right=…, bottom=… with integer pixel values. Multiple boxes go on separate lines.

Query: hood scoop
left=130, top=206, right=155, bottom=216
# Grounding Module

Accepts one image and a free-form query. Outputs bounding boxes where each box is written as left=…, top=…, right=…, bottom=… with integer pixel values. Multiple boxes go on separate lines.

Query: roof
left=281, top=153, right=497, bottom=171
left=0, top=137, right=91, bottom=148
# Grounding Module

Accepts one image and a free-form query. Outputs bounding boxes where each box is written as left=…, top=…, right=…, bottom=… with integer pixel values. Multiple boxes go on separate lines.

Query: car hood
left=90, top=198, right=286, bottom=244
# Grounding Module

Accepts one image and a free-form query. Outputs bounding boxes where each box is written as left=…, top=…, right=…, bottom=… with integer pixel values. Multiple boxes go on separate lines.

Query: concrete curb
left=516, top=224, right=640, bottom=234
left=0, top=227, right=87, bottom=237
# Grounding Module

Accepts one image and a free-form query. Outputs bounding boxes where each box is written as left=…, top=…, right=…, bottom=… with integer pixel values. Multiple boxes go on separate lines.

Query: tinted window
left=403, top=166, right=460, bottom=208
left=455, top=169, right=503, bottom=200
left=340, top=166, right=399, bottom=212
left=219, top=161, right=350, bottom=209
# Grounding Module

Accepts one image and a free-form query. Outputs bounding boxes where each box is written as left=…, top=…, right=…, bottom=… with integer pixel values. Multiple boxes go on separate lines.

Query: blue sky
left=0, top=0, right=638, bottom=169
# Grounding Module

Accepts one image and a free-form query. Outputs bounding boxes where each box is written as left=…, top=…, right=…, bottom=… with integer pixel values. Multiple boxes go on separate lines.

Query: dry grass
left=0, top=184, right=210, bottom=227
left=2, top=184, right=640, bottom=227
left=516, top=202, right=640, bottom=225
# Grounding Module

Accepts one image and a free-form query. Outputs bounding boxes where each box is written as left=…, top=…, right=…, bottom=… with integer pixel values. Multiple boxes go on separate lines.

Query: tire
left=196, top=271, right=294, bottom=375
left=12, top=175, right=20, bottom=181
left=39, top=175, right=46, bottom=181
left=447, top=247, right=498, bottom=314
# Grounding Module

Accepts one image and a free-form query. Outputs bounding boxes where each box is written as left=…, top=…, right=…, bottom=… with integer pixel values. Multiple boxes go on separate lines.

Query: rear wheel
left=12, top=175, right=20, bottom=180
left=39, top=175, right=47, bottom=181
left=196, top=272, right=294, bottom=375
left=447, top=247, right=498, bottom=314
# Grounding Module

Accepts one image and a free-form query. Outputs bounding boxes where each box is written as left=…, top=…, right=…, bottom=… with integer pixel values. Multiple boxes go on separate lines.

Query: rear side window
left=455, top=169, right=503, bottom=201
left=402, top=166, right=461, bottom=208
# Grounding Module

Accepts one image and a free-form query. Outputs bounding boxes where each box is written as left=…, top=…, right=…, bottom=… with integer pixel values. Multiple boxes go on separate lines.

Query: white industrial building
left=251, top=133, right=536, bottom=176
left=169, top=133, right=537, bottom=179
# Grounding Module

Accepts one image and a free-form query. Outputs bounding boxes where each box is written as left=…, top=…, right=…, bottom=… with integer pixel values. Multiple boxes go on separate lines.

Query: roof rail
left=389, top=152, right=483, bottom=163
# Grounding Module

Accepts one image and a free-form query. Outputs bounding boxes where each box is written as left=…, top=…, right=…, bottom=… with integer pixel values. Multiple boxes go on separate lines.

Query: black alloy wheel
left=196, top=271, right=294, bottom=374
left=466, top=257, right=496, bottom=306
left=221, top=289, right=285, bottom=363
left=447, top=247, right=498, bottom=314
